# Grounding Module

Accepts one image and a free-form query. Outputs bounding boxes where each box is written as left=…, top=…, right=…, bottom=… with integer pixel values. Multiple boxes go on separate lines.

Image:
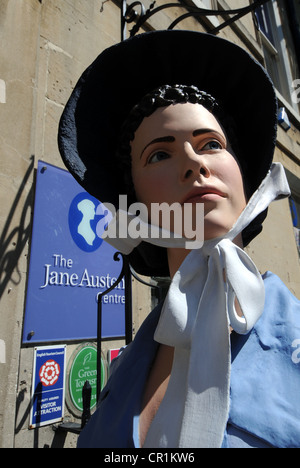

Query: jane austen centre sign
left=22, top=161, right=125, bottom=343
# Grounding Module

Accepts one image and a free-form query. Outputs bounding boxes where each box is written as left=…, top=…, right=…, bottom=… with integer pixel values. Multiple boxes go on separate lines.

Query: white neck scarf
left=103, top=162, right=290, bottom=447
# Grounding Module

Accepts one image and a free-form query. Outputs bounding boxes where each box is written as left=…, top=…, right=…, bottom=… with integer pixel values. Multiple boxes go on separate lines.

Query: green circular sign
left=69, top=345, right=105, bottom=412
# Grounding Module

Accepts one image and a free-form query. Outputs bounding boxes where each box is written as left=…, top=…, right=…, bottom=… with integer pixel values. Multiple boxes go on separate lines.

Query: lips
left=181, top=186, right=226, bottom=204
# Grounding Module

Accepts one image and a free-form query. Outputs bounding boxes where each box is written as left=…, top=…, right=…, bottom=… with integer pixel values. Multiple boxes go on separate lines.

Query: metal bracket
left=96, top=251, right=131, bottom=401
left=95, top=251, right=167, bottom=401
left=121, top=0, right=271, bottom=40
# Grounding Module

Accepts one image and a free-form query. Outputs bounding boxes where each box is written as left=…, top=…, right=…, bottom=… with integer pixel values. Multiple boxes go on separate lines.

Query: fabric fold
left=102, top=162, right=291, bottom=447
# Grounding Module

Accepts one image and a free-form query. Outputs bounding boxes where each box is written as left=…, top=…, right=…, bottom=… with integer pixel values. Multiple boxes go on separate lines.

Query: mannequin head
left=58, top=31, right=277, bottom=275
left=130, top=101, right=247, bottom=242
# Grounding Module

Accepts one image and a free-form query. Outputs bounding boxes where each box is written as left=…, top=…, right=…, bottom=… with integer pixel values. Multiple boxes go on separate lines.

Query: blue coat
left=78, top=272, right=300, bottom=448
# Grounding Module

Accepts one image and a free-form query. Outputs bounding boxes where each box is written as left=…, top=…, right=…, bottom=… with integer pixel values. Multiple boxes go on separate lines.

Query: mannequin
left=58, top=31, right=300, bottom=448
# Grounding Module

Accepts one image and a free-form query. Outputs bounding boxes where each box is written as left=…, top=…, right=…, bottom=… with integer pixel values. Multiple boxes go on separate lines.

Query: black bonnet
left=58, top=30, right=277, bottom=276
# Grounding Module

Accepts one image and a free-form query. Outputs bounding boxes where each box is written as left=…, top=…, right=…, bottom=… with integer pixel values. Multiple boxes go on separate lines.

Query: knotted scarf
left=102, top=162, right=290, bottom=447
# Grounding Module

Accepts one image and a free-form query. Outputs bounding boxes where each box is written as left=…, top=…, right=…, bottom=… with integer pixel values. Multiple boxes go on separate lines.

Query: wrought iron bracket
left=95, top=251, right=167, bottom=401
left=121, top=0, right=271, bottom=40
left=96, top=251, right=132, bottom=401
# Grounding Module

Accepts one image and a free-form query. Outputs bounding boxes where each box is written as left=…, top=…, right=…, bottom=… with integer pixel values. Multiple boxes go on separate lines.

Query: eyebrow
left=192, top=128, right=222, bottom=137
left=141, top=136, right=175, bottom=158
left=140, top=128, right=225, bottom=158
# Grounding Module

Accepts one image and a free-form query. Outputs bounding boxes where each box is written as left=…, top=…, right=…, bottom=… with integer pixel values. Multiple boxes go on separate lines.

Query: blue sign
left=22, top=161, right=125, bottom=343
left=30, top=345, right=66, bottom=428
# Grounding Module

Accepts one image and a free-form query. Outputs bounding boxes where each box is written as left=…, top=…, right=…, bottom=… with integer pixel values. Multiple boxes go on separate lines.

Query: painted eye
left=148, top=151, right=170, bottom=164
left=202, top=140, right=223, bottom=151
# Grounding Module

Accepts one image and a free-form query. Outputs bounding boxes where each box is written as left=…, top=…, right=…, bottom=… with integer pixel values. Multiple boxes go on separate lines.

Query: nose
left=180, top=144, right=210, bottom=181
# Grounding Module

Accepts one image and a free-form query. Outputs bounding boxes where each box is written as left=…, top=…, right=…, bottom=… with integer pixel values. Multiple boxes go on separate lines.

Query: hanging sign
left=22, top=161, right=125, bottom=343
left=30, top=345, right=66, bottom=428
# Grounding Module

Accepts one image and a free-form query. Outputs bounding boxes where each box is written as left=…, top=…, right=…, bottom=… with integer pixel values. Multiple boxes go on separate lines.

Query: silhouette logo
left=69, top=193, right=105, bottom=252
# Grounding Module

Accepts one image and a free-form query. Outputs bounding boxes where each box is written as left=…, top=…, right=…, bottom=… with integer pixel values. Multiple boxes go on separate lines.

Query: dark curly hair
left=117, top=84, right=243, bottom=202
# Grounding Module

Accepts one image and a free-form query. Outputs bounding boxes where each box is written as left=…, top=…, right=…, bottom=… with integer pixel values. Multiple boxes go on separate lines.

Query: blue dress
left=78, top=272, right=300, bottom=448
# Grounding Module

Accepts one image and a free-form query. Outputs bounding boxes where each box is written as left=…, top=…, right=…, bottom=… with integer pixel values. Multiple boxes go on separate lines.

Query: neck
left=167, top=248, right=190, bottom=279
left=167, top=233, right=244, bottom=279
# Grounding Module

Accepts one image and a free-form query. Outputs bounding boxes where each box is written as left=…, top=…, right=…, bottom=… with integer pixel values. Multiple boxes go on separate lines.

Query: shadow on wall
left=15, top=384, right=68, bottom=448
left=0, top=155, right=34, bottom=299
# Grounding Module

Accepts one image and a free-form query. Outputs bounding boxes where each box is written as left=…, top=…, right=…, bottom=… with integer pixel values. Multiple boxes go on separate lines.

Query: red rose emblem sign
left=39, top=359, right=60, bottom=386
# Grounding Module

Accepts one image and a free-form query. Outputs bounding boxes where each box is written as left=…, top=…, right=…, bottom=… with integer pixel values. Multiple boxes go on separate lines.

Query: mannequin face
left=130, top=102, right=247, bottom=241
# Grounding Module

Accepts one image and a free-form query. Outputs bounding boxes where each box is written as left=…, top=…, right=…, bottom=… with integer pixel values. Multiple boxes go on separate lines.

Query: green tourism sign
left=69, top=345, right=105, bottom=412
